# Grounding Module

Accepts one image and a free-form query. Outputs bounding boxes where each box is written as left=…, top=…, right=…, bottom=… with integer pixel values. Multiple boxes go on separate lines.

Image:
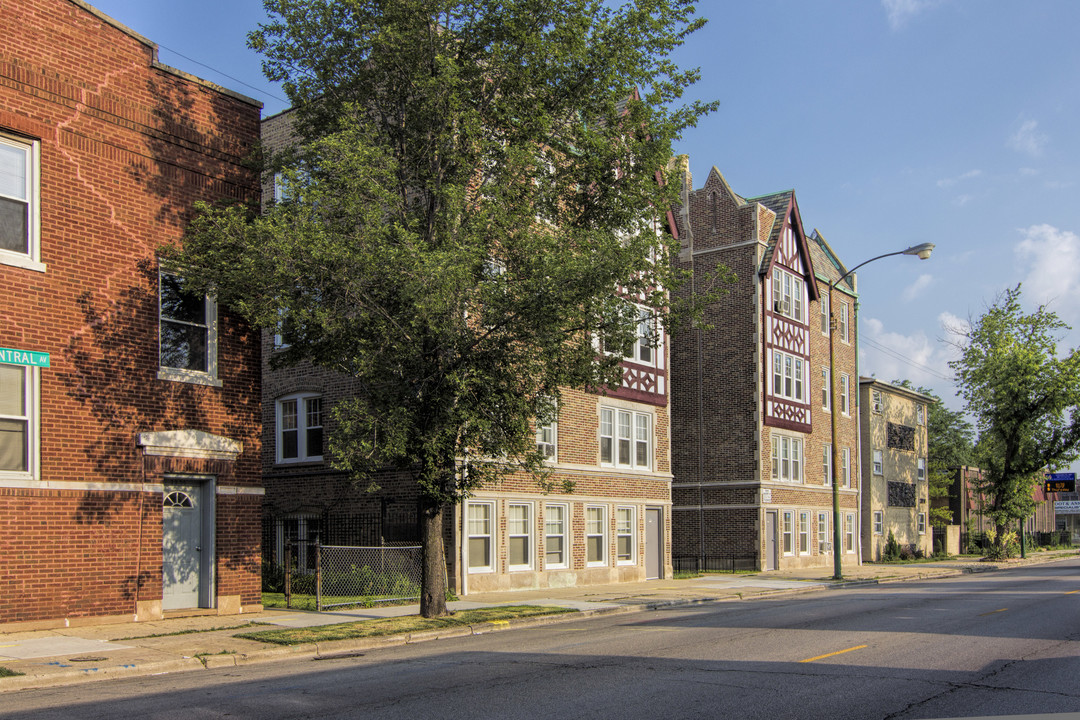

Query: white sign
left=761, top=488, right=772, bottom=503
left=1054, top=500, right=1080, bottom=514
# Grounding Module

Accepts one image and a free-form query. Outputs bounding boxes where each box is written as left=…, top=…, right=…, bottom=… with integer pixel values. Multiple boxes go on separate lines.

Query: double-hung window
left=0, top=363, right=36, bottom=477
left=599, top=407, right=651, bottom=470
left=277, top=393, right=324, bottom=463
left=840, top=374, right=850, bottom=415
left=616, top=507, right=635, bottom=564
left=634, top=306, right=657, bottom=365
left=782, top=511, right=794, bottom=555
left=772, top=267, right=803, bottom=321
left=873, top=511, right=883, bottom=535
left=840, top=302, right=849, bottom=343
left=467, top=502, right=494, bottom=571
left=586, top=506, right=607, bottom=566
left=918, top=457, right=927, bottom=482
left=544, top=504, right=568, bottom=569
left=917, top=404, right=926, bottom=425
left=158, top=271, right=218, bottom=385
left=0, top=134, right=43, bottom=271
left=918, top=513, right=926, bottom=535
left=799, top=511, right=810, bottom=554
left=536, top=421, right=557, bottom=460
left=822, top=443, right=832, bottom=486
left=842, top=447, right=851, bottom=488
left=771, top=434, right=803, bottom=482
left=873, top=449, right=883, bottom=476
left=772, top=351, right=804, bottom=402
left=845, top=513, right=855, bottom=553
left=820, top=294, right=829, bottom=335
left=508, top=503, right=532, bottom=570
left=821, top=368, right=831, bottom=411
left=817, top=512, right=829, bottom=553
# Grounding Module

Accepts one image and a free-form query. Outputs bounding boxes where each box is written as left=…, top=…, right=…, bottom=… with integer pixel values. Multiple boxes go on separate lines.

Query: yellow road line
left=799, top=645, right=867, bottom=663
left=1066, top=590, right=1080, bottom=595
left=978, top=608, right=1008, bottom=616
left=489, top=620, right=510, bottom=626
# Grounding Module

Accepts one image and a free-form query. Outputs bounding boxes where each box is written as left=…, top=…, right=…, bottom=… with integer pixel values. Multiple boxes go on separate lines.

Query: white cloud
left=1015, top=223, right=1080, bottom=326
left=936, top=169, right=981, bottom=188
left=952, top=194, right=973, bottom=207
left=1019, top=167, right=1039, bottom=177
left=1008, top=118, right=1048, bottom=156
left=881, top=0, right=939, bottom=29
left=901, top=273, right=933, bottom=302
left=860, top=316, right=957, bottom=398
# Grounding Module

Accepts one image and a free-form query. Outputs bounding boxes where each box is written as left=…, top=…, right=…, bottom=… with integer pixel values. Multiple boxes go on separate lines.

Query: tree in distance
left=950, top=285, right=1080, bottom=558
left=166, top=0, right=729, bottom=616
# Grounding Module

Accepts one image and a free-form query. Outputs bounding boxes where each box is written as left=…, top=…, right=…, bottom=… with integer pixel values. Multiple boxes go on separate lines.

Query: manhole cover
left=69, top=656, right=108, bottom=662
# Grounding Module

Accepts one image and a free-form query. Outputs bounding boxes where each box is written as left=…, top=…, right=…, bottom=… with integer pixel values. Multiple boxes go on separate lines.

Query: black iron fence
left=673, top=554, right=758, bottom=574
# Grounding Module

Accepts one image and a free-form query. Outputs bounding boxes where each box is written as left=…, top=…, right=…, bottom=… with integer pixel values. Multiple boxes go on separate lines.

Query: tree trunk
left=419, top=498, right=449, bottom=618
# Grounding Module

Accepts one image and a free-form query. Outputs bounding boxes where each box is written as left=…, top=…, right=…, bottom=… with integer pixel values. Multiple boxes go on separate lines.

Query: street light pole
left=829, top=242, right=934, bottom=580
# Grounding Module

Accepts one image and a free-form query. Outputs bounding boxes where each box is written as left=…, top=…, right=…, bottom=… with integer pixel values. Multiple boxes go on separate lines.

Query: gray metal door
left=765, top=511, right=777, bottom=571
left=645, top=508, right=662, bottom=579
left=162, top=482, right=204, bottom=610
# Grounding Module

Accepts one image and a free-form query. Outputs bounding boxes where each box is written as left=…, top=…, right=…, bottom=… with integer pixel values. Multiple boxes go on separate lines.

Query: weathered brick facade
left=670, top=163, right=861, bottom=570
left=260, top=110, right=673, bottom=594
left=0, top=0, right=262, bottom=629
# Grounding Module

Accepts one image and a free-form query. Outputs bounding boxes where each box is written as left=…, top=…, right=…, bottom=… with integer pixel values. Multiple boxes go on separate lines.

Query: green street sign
left=0, top=347, right=50, bottom=368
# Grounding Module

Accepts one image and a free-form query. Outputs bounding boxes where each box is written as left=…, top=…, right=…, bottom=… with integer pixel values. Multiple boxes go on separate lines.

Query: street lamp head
left=902, top=242, right=935, bottom=260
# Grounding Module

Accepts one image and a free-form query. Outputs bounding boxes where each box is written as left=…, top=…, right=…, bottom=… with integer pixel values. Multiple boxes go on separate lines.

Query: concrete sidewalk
left=1, top=551, right=1074, bottom=693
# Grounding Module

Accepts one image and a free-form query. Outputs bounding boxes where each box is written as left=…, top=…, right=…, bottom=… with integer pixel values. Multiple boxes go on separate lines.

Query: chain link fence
left=316, top=543, right=422, bottom=610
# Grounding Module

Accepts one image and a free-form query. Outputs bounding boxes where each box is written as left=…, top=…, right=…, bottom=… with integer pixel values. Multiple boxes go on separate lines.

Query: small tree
left=168, top=0, right=725, bottom=617
left=951, top=285, right=1080, bottom=558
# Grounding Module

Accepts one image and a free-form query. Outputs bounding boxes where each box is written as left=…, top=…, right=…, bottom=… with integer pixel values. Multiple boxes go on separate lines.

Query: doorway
left=765, top=511, right=778, bottom=571
left=162, top=477, right=214, bottom=610
left=645, top=507, right=662, bottom=579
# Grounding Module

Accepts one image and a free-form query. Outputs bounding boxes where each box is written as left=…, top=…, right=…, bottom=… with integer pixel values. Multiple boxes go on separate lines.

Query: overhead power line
left=157, top=42, right=288, bottom=103
left=861, top=336, right=954, bottom=382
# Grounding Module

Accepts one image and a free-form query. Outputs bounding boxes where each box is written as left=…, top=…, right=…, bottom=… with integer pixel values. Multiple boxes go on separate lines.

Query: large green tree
left=167, top=0, right=723, bottom=616
left=951, top=285, right=1080, bottom=557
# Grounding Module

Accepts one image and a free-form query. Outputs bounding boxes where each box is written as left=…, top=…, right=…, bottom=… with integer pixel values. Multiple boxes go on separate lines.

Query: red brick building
left=260, top=110, right=673, bottom=594
left=0, top=0, right=263, bottom=629
left=670, top=164, right=861, bottom=570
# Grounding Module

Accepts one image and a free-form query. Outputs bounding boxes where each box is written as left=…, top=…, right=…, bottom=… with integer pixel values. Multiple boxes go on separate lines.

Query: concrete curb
left=1, top=553, right=1074, bottom=692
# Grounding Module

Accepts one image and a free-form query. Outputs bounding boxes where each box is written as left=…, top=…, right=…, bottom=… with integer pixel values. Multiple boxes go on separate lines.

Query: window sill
left=508, top=565, right=533, bottom=573
left=158, top=368, right=222, bottom=387
left=0, top=252, right=46, bottom=273
left=467, top=567, right=494, bottom=574
left=275, top=457, right=325, bottom=466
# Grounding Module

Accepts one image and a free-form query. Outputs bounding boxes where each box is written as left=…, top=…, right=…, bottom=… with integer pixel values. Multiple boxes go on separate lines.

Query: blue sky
left=92, top=0, right=1080, bottom=415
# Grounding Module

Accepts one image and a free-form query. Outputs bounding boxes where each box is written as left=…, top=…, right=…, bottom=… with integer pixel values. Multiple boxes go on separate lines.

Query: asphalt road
left=6, top=560, right=1080, bottom=720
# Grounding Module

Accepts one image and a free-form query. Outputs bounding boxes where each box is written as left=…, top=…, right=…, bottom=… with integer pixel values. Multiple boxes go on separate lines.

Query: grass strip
left=112, top=622, right=268, bottom=642
left=236, top=605, right=576, bottom=646
left=0, top=667, right=25, bottom=678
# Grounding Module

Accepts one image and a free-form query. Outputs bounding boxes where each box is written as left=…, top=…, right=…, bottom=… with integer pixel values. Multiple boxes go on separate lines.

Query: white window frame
left=157, top=270, right=220, bottom=387
left=536, top=420, right=557, bottom=461
left=772, top=267, right=804, bottom=322
left=918, top=512, right=926, bottom=535
left=918, top=457, right=927, bottom=483
left=840, top=302, right=849, bottom=343
left=840, top=373, right=850, bottom=415
left=798, top=511, right=810, bottom=555
left=544, top=503, right=569, bottom=569
left=872, top=389, right=883, bottom=414
left=821, top=367, right=831, bottom=411
left=275, top=392, right=324, bottom=464
left=633, top=306, right=658, bottom=366
left=872, top=449, right=883, bottom=476
left=599, top=406, right=652, bottom=470
left=842, top=447, right=851, bottom=488
left=0, top=134, right=44, bottom=272
left=0, top=363, right=39, bottom=480
left=917, top=404, right=926, bottom=425
left=771, top=433, right=803, bottom=483
left=845, top=513, right=856, bottom=553
left=822, top=443, right=832, bottom=486
left=772, top=350, right=805, bottom=402
left=507, top=502, right=533, bottom=571
left=817, top=512, right=829, bottom=554
left=873, top=510, right=883, bottom=535
left=616, top=506, right=636, bottom=565
left=782, top=510, right=794, bottom=556
left=820, top=294, right=829, bottom=335
left=467, top=501, right=495, bottom=573
left=586, top=505, right=608, bottom=566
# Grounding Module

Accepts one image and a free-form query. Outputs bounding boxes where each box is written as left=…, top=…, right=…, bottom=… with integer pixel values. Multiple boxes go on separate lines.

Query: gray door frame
left=645, top=507, right=663, bottom=580
left=765, top=510, right=778, bottom=571
left=162, top=475, right=216, bottom=609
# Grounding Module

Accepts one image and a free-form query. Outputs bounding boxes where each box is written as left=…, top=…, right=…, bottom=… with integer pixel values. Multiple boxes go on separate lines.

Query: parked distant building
left=0, top=0, right=263, bottom=629
left=936, top=465, right=1059, bottom=544
left=858, top=379, right=932, bottom=560
left=259, top=109, right=674, bottom=594
left=669, top=164, right=861, bottom=570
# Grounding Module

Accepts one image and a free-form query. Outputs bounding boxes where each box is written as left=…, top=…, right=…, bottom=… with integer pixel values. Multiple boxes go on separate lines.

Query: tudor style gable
left=759, top=193, right=818, bottom=433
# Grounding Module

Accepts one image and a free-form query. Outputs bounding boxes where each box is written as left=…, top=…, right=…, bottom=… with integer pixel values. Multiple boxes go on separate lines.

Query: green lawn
left=262, top=592, right=418, bottom=611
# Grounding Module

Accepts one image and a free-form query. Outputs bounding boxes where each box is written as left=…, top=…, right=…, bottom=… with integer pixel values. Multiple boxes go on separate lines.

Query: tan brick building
left=0, top=0, right=263, bottom=629
left=858, top=379, right=932, bottom=560
left=670, top=165, right=860, bottom=571
left=260, top=110, right=673, bottom=595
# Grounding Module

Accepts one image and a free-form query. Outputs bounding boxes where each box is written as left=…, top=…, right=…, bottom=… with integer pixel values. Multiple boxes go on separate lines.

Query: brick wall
left=0, top=0, right=262, bottom=626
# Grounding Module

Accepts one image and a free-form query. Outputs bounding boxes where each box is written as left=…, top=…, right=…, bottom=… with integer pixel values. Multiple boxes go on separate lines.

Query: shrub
left=883, top=531, right=901, bottom=561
